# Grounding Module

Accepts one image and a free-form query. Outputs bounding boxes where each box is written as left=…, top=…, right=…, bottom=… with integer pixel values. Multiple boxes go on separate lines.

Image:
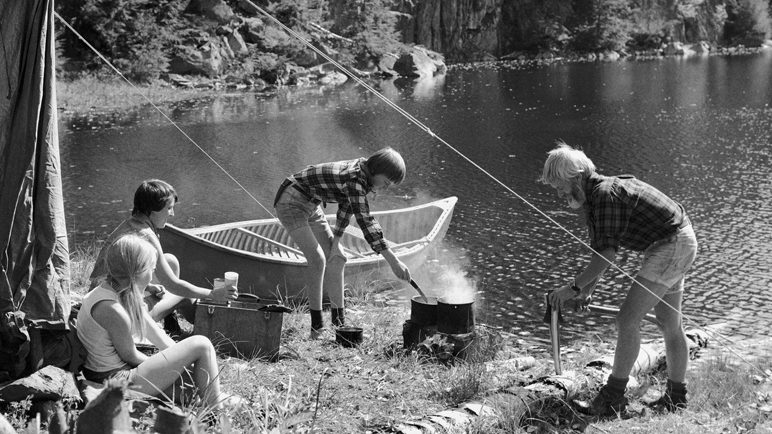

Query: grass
left=56, top=74, right=213, bottom=117
left=6, top=243, right=772, bottom=433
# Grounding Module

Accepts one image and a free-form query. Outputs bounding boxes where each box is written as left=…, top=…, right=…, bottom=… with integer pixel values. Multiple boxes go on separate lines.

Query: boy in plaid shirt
left=543, top=141, right=698, bottom=415
left=274, top=148, right=411, bottom=338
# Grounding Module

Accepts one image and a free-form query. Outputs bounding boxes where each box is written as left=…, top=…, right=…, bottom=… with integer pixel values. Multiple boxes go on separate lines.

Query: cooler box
left=193, top=295, right=287, bottom=361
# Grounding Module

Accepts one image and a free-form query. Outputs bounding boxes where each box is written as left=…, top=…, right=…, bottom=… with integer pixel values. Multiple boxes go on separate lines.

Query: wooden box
left=193, top=298, right=283, bottom=361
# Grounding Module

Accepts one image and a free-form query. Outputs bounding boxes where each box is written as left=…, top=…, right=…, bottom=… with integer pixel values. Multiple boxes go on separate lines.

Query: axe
left=543, top=291, right=660, bottom=375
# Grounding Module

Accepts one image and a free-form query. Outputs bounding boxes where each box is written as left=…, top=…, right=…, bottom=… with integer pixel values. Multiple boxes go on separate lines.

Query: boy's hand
left=389, top=260, right=411, bottom=282
left=548, top=285, right=578, bottom=309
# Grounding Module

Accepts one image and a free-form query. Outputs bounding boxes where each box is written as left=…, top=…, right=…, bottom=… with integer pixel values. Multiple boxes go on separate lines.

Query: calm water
left=60, top=52, right=772, bottom=346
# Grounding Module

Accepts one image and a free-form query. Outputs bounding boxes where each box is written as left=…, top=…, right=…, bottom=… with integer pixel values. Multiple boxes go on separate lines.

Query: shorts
left=83, top=366, right=137, bottom=384
left=275, top=185, right=334, bottom=239
left=637, top=224, right=698, bottom=294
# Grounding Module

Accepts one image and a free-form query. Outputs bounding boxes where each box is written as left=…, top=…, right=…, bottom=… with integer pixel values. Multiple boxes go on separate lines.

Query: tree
left=570, top=0, right=633, bottom=52
left=724, top=0, right=772, bottom=46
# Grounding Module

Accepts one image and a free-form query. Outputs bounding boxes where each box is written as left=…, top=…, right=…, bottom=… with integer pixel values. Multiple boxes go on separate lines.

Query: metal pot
left=437, top=297, right=474, bottom=334
left=410, top=295, right=438, bottom=327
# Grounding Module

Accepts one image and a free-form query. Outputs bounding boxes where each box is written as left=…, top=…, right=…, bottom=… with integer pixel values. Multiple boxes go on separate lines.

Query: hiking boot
left=310, top=327, right=325, bottom=340
left=589, top=384, right=629, bottom=416
left=648, top=391, right=687, bottom=412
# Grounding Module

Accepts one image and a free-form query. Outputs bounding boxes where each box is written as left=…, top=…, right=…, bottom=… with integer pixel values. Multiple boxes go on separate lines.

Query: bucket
left=437, top=297, right=474, bottom=334
left=410, top=295, right=438, bottom=327
left=335, top=326, right=364, bottom=347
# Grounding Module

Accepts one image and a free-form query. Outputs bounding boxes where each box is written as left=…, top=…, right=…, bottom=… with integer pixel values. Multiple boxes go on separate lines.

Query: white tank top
left=76, top=284, right=130, bottom=372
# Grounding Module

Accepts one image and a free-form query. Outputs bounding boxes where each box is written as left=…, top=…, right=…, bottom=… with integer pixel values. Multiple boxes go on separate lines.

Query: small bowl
left=335, top=326, right=364, bottom=348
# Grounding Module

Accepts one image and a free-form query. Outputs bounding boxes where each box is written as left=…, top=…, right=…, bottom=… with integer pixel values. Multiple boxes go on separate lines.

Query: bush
left=55, top=0, right=187, bottom=82
left=627, top=32, right=664, bottom=51
left=723, top=0, right=772, bottom=46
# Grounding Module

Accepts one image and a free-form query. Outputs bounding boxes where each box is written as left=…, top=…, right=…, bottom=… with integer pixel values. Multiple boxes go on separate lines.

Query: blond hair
left=540, top=140, right=596, bottom=186
left=105, top=234, right=156, bottom=339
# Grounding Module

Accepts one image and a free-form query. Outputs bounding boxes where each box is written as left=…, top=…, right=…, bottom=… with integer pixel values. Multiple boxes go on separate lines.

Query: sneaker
left=648, top=391, right=687, bottom=412
left=589, top=384, right=629, bottom=416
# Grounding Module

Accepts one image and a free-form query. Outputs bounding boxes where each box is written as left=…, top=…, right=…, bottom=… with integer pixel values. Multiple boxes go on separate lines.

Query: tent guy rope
left=55, top=8, right=768, bottom=379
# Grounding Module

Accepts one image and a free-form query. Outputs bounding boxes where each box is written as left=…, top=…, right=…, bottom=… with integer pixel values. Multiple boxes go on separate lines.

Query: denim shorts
left=275, top=186, right=333, bottom=239
left=637, top=224, right=698, bottom=294
left=83, top=366, right=137, bottom=384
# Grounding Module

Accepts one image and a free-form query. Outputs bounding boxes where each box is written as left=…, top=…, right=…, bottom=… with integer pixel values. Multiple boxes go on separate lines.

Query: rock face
left=396, top=0, right=728, bottom=61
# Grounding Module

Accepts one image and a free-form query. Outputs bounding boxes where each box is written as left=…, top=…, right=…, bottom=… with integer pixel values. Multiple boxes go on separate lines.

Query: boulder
left=393, top=46, right=445, bottom=79
left=184, top=0, right=234, bottom=24
left=663, top=41, right=685, bottom=56
left=169, top=41, right=223, bottom=77
left=0, top=365, right=80, bottom=402
left=692, top=40, right=711, bottom=55
left=242, top=17, right=264, bottom=44
left=227, top=32, right=249, bottom=56
left=237, top=0, right=261, bottom=16
left=319, top=70, right=348, bottom=86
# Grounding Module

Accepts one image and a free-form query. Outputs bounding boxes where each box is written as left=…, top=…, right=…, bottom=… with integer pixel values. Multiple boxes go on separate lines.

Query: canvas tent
left=0, top=0, right=71, bottom=382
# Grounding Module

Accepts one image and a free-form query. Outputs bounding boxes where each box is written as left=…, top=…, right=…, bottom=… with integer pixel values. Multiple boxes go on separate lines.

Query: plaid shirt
left=583, top=172, right=688, bottom=252
left=283, top=157, right=388, bottom=253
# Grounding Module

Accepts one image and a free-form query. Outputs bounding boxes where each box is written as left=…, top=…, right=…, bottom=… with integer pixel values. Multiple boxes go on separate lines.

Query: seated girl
left=77, top=233, right=235, bottom=411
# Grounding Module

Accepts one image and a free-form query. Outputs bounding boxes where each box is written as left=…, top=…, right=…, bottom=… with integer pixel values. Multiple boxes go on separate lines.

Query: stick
left=410, top=279, right=428, bottom=303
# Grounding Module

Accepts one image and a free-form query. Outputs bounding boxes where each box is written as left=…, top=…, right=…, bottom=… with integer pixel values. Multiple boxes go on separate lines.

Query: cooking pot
left=437, top=297, right=474, bottom=334
left=410, top=295, right=438, bottom=327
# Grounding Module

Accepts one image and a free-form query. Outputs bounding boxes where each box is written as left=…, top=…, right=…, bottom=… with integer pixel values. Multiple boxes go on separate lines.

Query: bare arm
left=148, top=236, right=235, bottom=301
left=381, top=248, right=411, bottom=282
left=142, top=311, right=175, bottom=350
left=548, top=247, right=616, bottom=307
left=91, top=300, right=147, bottom=367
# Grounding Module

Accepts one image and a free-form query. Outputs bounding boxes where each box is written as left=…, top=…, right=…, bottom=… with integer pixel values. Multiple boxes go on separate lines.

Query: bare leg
left=287, top=226, right=326, bottom=311
left=311, top=231, right=346, bottom=309
left=654, top=285, right=688, bottom=382
left=131, top=335, right=222, bottom=409
left=611, top=277, right=668, bottom=379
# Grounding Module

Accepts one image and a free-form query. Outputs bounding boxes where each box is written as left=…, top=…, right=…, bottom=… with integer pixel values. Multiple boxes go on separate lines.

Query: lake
left=60, top=51, right=772, bottom=346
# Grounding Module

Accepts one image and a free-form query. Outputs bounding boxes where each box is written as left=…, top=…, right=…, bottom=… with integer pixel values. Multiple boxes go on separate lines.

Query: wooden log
left=75, top=379, right=131, bottom=434
left=394, top=326, right=714, bottom=432
left=153, top=406, right=194, bottom=434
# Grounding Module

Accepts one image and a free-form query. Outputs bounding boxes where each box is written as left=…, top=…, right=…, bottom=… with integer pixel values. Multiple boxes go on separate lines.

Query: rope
left=56, top=6, right=767, bottom=378
left=242, top=0, right=769, bottom=378
left=53, top=12, right=274, bottom=218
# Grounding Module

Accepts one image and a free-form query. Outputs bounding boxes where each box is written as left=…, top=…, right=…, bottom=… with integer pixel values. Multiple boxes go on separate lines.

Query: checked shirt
left=583, top=172, right=688, bottom=252
left=283, top=157, right=388, bottom=253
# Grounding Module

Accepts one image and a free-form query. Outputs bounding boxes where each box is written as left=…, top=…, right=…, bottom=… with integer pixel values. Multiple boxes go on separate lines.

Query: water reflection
left=60, top=51, right=772, bottom=345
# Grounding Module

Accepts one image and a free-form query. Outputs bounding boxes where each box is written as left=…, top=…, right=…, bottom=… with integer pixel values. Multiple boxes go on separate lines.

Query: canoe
left=160, top=197, right=458, bottom=302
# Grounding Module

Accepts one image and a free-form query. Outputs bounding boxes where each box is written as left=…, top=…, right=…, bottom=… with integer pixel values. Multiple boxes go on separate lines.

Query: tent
left=0, top=0, right=71, bottom=382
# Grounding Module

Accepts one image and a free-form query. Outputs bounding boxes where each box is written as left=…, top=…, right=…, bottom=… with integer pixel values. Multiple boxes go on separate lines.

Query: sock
left=606, top=375, right=629, bottom=395
left=310, top=309, right=323, bottom=330
left=666, top=379, right=687, bottom=396
left=331, top=308, right=345, bottom=327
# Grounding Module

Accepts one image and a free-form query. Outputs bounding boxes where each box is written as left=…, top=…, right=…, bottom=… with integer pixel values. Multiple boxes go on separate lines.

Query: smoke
left=413, top=241, right=478, bottom=304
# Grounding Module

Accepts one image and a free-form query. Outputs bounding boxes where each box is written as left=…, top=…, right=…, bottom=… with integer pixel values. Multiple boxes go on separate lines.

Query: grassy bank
left=56, top=74, right=212, bottom=117
left=4, top=247, right=770, bottom=433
